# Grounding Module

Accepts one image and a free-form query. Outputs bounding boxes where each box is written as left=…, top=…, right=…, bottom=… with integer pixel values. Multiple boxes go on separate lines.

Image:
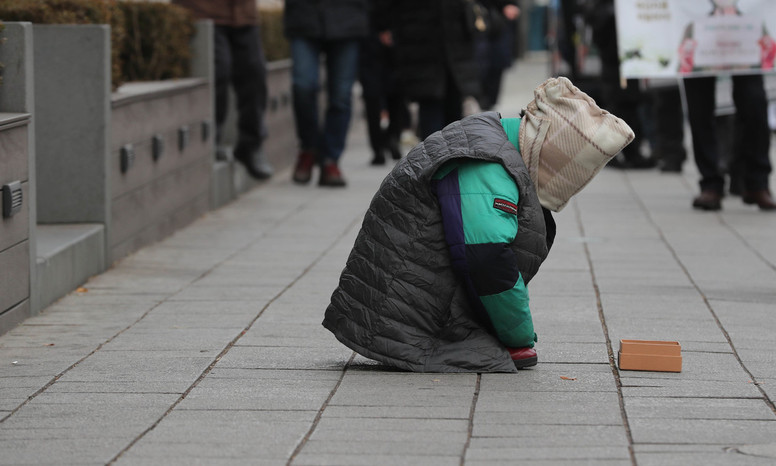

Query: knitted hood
left=518, top=77, right=635, bottom=212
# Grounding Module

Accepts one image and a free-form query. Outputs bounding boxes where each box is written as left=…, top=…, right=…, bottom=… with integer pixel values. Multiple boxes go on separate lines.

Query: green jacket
left=323, top=112, right=552, bottom=372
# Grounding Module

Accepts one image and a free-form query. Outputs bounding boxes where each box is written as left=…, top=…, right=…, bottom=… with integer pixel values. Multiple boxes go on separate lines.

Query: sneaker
left=235, top=147, right=273, bottom=180
left=293, top=150, right=316, bottom=184
left=508, top=347, right=538, bottom=369
left=319, top=160, right=347, bottom=187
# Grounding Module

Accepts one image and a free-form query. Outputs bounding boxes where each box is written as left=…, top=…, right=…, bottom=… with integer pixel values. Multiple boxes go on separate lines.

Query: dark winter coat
left=373, top=0, right=512, bottom=100
left=283, top=0, right=369, bottom=40
left=322, top=112, right=551, bottom=373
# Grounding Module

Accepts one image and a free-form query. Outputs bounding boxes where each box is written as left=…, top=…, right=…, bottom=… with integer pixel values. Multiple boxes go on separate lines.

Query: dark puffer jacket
left=323, top=112, right=550, bottom=373
left=373, top=0, right=512, bottom=100
left=283, top=0, right=368, bottom=40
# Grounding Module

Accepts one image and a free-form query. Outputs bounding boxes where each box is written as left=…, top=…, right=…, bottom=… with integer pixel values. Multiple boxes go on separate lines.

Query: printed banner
left=615, top=0, right=776, bottom=77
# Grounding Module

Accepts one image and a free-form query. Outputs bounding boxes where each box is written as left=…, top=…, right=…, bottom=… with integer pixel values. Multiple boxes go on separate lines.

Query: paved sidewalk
left=2, top=56, right=776, bottom=466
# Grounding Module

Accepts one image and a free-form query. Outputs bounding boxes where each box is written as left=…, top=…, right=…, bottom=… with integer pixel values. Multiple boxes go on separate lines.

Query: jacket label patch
left=493, top=198, right=518, bottom=215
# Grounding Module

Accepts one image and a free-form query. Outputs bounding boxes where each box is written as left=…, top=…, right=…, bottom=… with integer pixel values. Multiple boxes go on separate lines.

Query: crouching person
left=323, top=77, right=635, bottom=372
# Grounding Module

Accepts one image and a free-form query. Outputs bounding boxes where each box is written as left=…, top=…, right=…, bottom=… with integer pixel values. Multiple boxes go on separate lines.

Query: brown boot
left=319, top=160, right=346, bottom=187
left=292, top=151, right=316, bottom=184
left=742, top=189, right=776, bottom=211
left=692, top=190, right=722, bottom=211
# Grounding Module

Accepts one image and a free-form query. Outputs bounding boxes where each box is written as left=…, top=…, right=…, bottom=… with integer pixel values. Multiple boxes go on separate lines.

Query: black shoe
left=692, top=190, right=722, bottom=211
left=370, top=150, right=386, bottom=166
left=658, top=159, right=684, bottom=173
left=235, top=147, right=273, bottom=180
left=387, top=136, right=402, bottom=160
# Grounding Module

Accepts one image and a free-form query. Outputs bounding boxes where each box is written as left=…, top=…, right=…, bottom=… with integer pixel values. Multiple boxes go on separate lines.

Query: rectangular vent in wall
left=2, top=181, right=23, bottom=218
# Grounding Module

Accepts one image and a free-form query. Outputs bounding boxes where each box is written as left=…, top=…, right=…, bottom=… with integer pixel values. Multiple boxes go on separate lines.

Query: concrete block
left=109, top=159, right=210, bottom=254
left=0, top=242, right=30, bottom=312
left=110, top=85, right=210, bottom=199
left=0, top=23, right=35, bottom=114
left=0, top=119, right=29, bottom=184
left=33, top=24, right=111, bottom=224
left=35, top=224, right=105, bottom=311
left=0, top=300, right=30, bottom=340
left=210, top=160, right=234, bottom=208
left=111, top=81, right=209, bottom=149
left=110, top=193, right=210, bottom=263
left=0, top=180, right=30, bottom=252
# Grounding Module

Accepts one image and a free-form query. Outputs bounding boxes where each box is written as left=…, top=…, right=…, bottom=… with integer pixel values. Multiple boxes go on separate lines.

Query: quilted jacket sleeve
left=432, top=160, right=537, bottom=348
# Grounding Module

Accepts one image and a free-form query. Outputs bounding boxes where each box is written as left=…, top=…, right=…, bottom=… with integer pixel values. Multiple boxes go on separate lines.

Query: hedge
left=259, top=7, right=289, bottom=62
left=0, top=0, right=126, bottom=88
left=0, top=0, right=195, bottom=89
left=119, top=2, right=194, bottom=82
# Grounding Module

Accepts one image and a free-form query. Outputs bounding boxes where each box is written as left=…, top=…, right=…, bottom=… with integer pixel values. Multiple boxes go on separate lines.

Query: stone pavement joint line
left=623, top=173, right=776, bottom=418
left=460, top=374, right=482, bottom=466
left=286, top=352, right=355, bottom=466
left=106, top=215, right=364, bottom=465
left=573, top=200, right=637, bottom=466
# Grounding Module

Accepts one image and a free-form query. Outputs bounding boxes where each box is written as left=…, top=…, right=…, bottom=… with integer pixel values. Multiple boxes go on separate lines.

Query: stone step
left=35, top=223, right=105, bottom=311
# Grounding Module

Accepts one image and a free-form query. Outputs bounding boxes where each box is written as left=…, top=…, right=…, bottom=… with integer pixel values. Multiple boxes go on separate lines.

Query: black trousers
left=214, top=25, right=268, bottom=156
left=683, top=75, right=772, bottom=194
left=650, top=85, right=686, bottom=164
left=592, top=16, right=646, bottom=159
left=358, top=36, right=408, bottom=156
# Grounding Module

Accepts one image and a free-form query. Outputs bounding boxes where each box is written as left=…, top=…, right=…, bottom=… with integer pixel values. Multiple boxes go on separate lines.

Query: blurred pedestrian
left=374, top=0, right=517, bottom=140
left=583, top=0, right=655, bottom=169
left=323, top=77, right=634, bottom=372
left=648, top=81, right=687, bottom=173
left=359, top=0, right=408, bottom=166
left=173, top=0, right=273, bottom=180
left=684, top=76, right=774, bottom=211
left=284, top=0, right=368, bottom=187
left=678, top=0, right=776, bottom=210
left=476, top=3, right=520, bottom=110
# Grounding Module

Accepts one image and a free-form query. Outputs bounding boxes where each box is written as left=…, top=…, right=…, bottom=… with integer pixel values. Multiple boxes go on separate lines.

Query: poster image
left=616, top=0, right=776, bottom=78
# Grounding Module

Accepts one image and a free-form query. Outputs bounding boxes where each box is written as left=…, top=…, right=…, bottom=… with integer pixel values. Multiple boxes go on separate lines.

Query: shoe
left=234, top=147, right=273, bottom=180
left=742, top=189, right=776, bottom=210
left=692, top=190, right=722, bottom=211
left=370, top=150, right=386, bottom=166
left=507, top=347, right=538, bottom=369
left=387, top=136, right=402, bottom=160
left=319, top=160, right=347, bottom=187
left=658, top=159, right=683, bottom=173
left=293, top=150, right=316, bottom=184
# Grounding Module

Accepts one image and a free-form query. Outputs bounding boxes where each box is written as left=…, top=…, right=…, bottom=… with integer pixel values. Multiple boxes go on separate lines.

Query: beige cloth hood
left=518, top=76, right=635, bottom=212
